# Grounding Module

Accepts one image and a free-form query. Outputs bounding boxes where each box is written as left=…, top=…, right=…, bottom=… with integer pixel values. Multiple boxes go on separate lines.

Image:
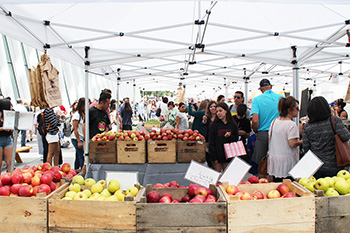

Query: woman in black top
left=209, top=102, right=238, bottom=172
left=202, top=101, right=217, bottom=167
left=334, top=98, right=348, bottom=120
left=44, top=108, right=61, bottom=166
left=0, top=99, right=13, bottom=174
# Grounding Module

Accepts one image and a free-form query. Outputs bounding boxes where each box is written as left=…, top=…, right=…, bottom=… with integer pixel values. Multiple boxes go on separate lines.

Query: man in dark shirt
left=233, top=104, right=251, bottom=163
left=84, top=92, right=111, bottom=139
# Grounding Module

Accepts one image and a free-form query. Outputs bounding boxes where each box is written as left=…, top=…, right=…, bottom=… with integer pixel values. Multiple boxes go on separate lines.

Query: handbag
left=155, top=108, right=161, bottom=117
left=258, top=119, right=276, bottom=175
left=330, top=116, right=350, bottom=166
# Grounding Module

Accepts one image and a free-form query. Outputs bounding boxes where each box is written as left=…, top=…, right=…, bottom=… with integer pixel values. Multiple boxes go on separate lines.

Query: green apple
left=125, top=186, right=138, bottom=196
left=105, top=195, right=118, bottom=201
left=337, top=170, right=350, bottom=180
left=89, top=193, right=100, bottom=200
left=114, top=190, right=125, bottom=201
left=82, top=189, right=92, bottom=198
left=91, top=183, right=103, bottom=194
left=96, top=196, right=105, bottom=201
left=305, top=181, right=316, bottom=192
left=298, top=178, right=309, bottom=186
left=314, top=178, right=329, bottom=192
left=62, top=197, right=73, bottom=200
left=84, top=178, right=96, bottom=186
left=72, top=175, right=85, bottom=185
left=97, top=180, right=107, bottom=186
left=334, top=180, right=350, bottom=195
left=69, top=183, right=81, bottom=193
left=108, top=179, right=120, bottom=193
left=100, top=188, right=111, bottom=197
left=324, top=177, right=335, bottom=187
left=333, top=176, right=345, bottom=184
left=325, top=188, right=340, bottom=196
left=308, top=176, right=316, bottom=182
left=73, top=192, right=88, bottom=200
left=65, top=191, right=77, bottom=198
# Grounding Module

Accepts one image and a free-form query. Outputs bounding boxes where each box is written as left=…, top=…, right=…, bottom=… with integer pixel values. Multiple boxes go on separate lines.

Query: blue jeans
left=0, top=136, right=13, bottom=149
left=71, top=138, right=84, bottom=170
left=21, top=130, right=26, bottom=147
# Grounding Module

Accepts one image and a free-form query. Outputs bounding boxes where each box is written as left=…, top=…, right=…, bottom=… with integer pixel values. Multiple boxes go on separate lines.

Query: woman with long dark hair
left=121, top=101, right=133, bottom=130
left=334, top=98, right=348, bottom=120
left=0, top=99, right=13, bottom=174
left=303, top=96, right=350, bottom=179
left=202, top=100, right=217, bottom=167
left=71, top=97, right=85, bottom=170
left=188, top=99, right=208, bottom=136
left=209, top=102, right=238, bottom=172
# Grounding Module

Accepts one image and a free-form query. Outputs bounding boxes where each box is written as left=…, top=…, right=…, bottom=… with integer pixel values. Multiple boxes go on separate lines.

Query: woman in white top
left=268, top=96, right=303, bottom=182
left=71, top=98, right=85, bottom=170
left=176, top=102, right=189, bottom=130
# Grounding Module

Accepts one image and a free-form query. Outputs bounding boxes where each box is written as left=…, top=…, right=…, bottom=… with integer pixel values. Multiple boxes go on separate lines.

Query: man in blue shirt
left=251, top=79, right=283, bottom=166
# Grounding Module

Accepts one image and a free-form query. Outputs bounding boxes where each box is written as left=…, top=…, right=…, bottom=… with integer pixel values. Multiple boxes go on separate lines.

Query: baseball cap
left=329, top=101, right=335, bottom=106
left=259, top=79, right=271, bottom=87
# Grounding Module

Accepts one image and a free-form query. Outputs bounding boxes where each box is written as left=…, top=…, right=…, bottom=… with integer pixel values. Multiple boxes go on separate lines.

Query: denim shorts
left=0, top=136, right=13, bottom=149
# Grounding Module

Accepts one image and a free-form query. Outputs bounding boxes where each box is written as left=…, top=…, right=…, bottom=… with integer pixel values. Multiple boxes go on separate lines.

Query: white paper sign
left=184, top=160, right=221, bottom=188
left=288, top=150, right=324, bottom=179
left=3, top=111, right=34, bottom=130
left=219, top=157, right=251, bottom=186
left=162, top=123, right=173, bottom=130
left=105, top=171, right=138, bottom=191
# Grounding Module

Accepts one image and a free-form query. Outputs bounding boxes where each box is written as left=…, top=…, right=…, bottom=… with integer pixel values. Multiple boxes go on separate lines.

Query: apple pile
left=153, top=181, right=186, bottom=188
left=242, top=176, right=269, bottom=184
left=298, top=170, right=350, bottom=196
left=149, top=128, right=205, bottom=141
left=91, top=130, right=149, bottom=142
left=0, top=162, right=76, bottom=197
left=225, top=183, right=296, bottom=200
left=65, top=177, right=140, bottom=201
left=147, top=184, right=217, bottom=203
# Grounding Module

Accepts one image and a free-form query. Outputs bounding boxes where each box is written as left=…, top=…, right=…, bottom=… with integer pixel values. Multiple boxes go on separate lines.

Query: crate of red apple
left=0, top=162, right=75, bottom=233
left=220, top=179, right=315, bottom=233
left=136, top=181, right=227, bottom=232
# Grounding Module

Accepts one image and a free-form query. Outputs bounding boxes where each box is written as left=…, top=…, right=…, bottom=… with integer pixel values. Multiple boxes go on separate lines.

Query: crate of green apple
left=220, top=179, right=315, bottom=233
left=298, top=170, right=350, bottom=233
left=136, top=183, right=227, bottom=232
left=49, top=176, right=145, bottom=232
left=0, top=162, right=75, bottom=233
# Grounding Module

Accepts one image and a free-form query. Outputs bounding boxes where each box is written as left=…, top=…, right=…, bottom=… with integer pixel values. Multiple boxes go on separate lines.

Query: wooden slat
left=137, top=226, right=226, bottom=233
left=177, top=140, right=206, bottom=163
left=89, top=141, right=117, bottom=163
left=147, top=140, right=176, bottom=163
left=117, top=140, right=146, bottom=164
left=49, top=227, right=136, bottom=233
left=229, top=223, right=315, bottom=233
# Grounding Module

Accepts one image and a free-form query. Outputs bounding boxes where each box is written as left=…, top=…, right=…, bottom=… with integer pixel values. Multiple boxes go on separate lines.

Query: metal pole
left=133, top=79, right=136, bottom=108
left=10, top=112, right=19, bottom=172
left=291, top=46, right=300, bottom=126
left=84, top=47, right=90, bottom=175
left=244, top=78, right=249, bottom=105
left=224, top=78, right=228, bottom=102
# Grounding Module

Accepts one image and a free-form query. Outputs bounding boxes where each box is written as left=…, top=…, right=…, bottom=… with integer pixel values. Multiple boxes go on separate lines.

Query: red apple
left=12, top=168, right=23, bottom=175
left=144, top=135, right=150, bottom=140
left=33, top=186, right=40, bottom=195
left=189, top=198, right=202, bottom=203
left=37, top=163, right=44, bottom=171
left=159, top=196, right=171, bottom=203
left=163, top=183, right=170, bottom=188
left=283, top=192, right=296, bottom=198
left=235, top=191, right=246, bottom=199
left=22, top=173, right=33, bottom=184
left=153, top=183, right=164, bottom=188
left=50, top=182, right=57, bottom=191
left=226, top=185, right=238, bottom=195
left=19, top=185, right=34, bottom=197
left=277, top=183, right=290, bottom=196
left=0, top=186, right=10, bottom=196
left=204, top=198, right=216, bottom=203
left=181, top=194, right=191, bottom=202
left=44, top=170, right=55, bottom=178
left=169, top=181, right=179, bottom=188
left=40, top=175, right=53, bottom=186
left=31, top=176, right=41, bottom=187
left=267, top=190, right=281, bottom=199
left=193, top=195, right=206, bottom=203
left=1, top=173, right=12, bottom=185
left=160, top=193, right=173, bottom=201
left=11, top=174, right=24, bottom=184
left=61, top=163, right=71, bottom=173
left=10, top=184, right=22, bottom=195
left=241, top=192, right=253, bottom=200
left=188, top=184, right=199, bottom=197
left=147, top=191, right=161, bottom=203
left=259, top=178, right=269, bottom=183
left=177, top=134, right=184, bottom=140
left=50, top=166, right=61, bottom=172
left=179, top=186, right=186, bottom=188
left=171, top=199, right=181, bottom=203
left=252, top=191, right=265, bottom=200
left=240, top=181, right=251, bottom=184
left=183, top=137, right=188, bottom=141
left=108, top=135, right=115, bottom=141
left=52, top=171, right=62, bottom=182
left=66, top=174, right=73, bottom=180
left=195, top=187, right=208, bottom=197
left=37, top=184, right=51, bottom=195
left=41, top=162, right=52, bottom=172
left=248, top=176, right=260, bottom=184
left=206, top=194, right=217, bottom=202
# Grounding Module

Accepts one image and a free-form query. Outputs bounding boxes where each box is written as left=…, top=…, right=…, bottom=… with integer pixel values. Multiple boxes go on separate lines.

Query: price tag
left=288, top=150, right=324, bottom=179
left=184, top=160, right=221, bottom=188
left=162, top=123, right=173, bottom=130
left=219, top=157, right=251, bottom=186
left=105, top=171, right=138, bottom=191
left=136, top=124, right=148, bottom=133
left=152, top=127, right=160, bottom=132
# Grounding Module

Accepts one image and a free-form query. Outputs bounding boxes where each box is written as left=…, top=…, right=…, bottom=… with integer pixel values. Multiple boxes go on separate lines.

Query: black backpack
left=156, top=108, right=161, bottom=117
left=37, top=112, right=49, bottom=136
left=63, top=117, right=73, bottom=137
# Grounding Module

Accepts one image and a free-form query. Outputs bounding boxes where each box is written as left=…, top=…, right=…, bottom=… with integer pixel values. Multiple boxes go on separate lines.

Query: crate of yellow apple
left=48, top=176, right=144, bottom=232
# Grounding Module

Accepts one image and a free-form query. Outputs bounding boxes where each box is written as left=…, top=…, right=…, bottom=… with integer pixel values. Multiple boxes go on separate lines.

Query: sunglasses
left=234, top=96, right=242, bottom=99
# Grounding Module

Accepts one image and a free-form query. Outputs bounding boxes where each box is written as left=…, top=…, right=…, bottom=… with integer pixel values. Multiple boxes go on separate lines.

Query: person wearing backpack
left=71, top=98, right=85, bottom=170
left=44, top=108, right=61, bottom=166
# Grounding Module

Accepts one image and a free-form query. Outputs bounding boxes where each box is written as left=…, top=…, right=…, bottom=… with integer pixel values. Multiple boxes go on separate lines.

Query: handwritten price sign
left=184, top=160, right=221, bottom=188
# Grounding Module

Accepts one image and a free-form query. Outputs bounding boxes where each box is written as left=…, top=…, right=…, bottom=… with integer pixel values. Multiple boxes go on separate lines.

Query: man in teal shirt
left=251, top=79, right=283, bottom=166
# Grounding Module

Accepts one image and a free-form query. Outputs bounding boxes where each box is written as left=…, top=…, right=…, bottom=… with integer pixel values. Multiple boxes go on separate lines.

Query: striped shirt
left=44, top=108, right=60, bottom=135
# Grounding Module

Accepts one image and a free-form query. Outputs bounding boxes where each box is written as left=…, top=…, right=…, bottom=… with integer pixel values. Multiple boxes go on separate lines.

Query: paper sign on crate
left=3, top=110, right=34, bottom=130
left=219, top=157, right=251, bottom=186
left=184, top=160, right=221, bottom=188
left=224, top=141, right=246, bottom=159
left=162, top=123, right=173, bottom=130
left=105, top=171, right=138, bottom=191
left=288, top=150, right=324, bottom=179
left=136, top=124, right=148, bottom=133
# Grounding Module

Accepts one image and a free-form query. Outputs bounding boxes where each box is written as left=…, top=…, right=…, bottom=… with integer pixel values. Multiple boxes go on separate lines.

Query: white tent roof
left=1, top=1, right=350, bottom=97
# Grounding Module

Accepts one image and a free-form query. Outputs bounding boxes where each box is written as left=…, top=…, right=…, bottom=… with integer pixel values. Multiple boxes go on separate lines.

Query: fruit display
left=245, top=176, right=270, bottom=184
left=149, top=128, right=205, bottom=141
left=0, top=162, right=75, bottom=197
left=153, top=181, right=186, bottom=188
left=91, top=130, right=149, bottom=142
left=298, top=170, right=350, bottom=196
left=65, top=177, right=141, bottom=201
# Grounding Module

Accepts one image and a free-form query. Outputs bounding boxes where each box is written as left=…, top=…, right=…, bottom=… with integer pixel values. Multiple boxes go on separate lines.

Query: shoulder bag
left=330, top=116, right=350, bottom=167
left=258, top=119, right=276, bottom=175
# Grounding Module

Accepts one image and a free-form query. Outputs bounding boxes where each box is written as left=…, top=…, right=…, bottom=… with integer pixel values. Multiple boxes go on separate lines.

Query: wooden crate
left=147, top=139, right=176, bottom=163
left=0, top=182, right=68, bottom=233
left=313, top=189, right=350, bottom=233
left=136, top=184, right=227, bottom=232
left=177, top=140, right=206, bottom=163
left=48, top=184, right=145, bottom=232
left=89, top=141, right=116, bottom=164
left=220, top=180, right=315, bottom=233
left=144, top=124, right=161, bottom=130
left=117, top=140, right=146, bottom=164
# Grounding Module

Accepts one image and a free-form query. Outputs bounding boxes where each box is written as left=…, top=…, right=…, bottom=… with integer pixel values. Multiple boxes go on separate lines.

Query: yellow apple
left=125, top=186, right=138, bottom=196
left=69, top=183, right=81, bottom=193
left=84, top=178, right=96, bottom=186
left=91, top=183, right=103, bottom=194
left=73, top=192, right=88, bottom=200
left=89, top=193, right=100, bottom=200
left=65, top=191, right=77, bottom=199
left=114, top=190, right=125, bottom=201
left=96, top=196, right=105, bottom=201
left=62, top=197, right=73, bottom=200
left=105, top=195, right=118, bottom=201
left=82, top=189, right=92, bottom=198
left=97, top=180, right=107, bottom=187
left=108, top=179, right=120, bottom=193
left=100, top=188, right=111, bottom=197
left=72, top=175, right=85, bottom=185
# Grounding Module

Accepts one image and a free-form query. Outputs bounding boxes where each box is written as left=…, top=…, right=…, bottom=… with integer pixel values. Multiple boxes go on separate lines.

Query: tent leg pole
left=244, top=79, right=249, bottom=105
left=84, top=47, right=90, bottom=177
